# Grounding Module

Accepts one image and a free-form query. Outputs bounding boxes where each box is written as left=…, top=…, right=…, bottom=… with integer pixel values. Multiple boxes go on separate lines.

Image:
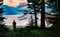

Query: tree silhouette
left=28, top=15, right=34, bottom=28
left=0, top=0, right=6, bottom=29
left=27, top=0, right=41, bottom=28
left=0, top=0, right=8, bottom=37
left=39, top=0, right=45, bottom=29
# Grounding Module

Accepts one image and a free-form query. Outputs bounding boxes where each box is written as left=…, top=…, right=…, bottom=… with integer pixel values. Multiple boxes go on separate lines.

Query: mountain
left=1, top=5, right=28, bottom=15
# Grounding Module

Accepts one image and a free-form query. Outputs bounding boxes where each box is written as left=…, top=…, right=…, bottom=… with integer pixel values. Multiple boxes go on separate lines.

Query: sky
left=2, top=0, right=53, bottom=15
left=2, top=0, right=28, bottom=15
left=3, top=0, right=28, bottom=7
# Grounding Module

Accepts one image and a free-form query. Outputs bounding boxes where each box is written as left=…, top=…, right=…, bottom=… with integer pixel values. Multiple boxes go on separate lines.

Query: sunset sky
left=3, top=0, right=28, bottom=7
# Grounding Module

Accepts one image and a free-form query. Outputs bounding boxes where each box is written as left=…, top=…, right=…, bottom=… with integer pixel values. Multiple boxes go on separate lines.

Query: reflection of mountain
left=2, top=5, right=27, bottom=15
left=3, top=14, right=41, bottom=28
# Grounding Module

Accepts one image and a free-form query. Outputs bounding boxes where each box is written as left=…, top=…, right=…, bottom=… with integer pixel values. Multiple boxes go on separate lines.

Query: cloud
left=3, top=0, right=19, bottom=7
left=4, top=14, right=41, bottom=27
left=3, top=0, right=28, bottom=7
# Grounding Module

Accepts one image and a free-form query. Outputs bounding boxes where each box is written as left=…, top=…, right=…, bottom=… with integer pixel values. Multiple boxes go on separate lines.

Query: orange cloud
left=3, top=0, right=20, bottom=7
left=3, top=0, right=28, bottom=7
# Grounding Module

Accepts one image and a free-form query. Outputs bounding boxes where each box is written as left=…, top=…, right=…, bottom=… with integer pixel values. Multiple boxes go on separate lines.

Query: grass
left=0, top=23, right=60, bottom=37
left=3, top=27, right=60, bottom=37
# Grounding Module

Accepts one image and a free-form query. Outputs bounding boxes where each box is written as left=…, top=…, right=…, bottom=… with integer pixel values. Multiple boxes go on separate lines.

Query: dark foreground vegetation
left=0, top=24, right=60, bottom=37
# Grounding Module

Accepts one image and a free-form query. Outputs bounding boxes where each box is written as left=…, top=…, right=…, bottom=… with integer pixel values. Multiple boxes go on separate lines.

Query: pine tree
left=0, top=0, right=8, bottom=33
left=28, top=15, right=34, bottom=28
left=0, top=0, right=4, bottom=25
